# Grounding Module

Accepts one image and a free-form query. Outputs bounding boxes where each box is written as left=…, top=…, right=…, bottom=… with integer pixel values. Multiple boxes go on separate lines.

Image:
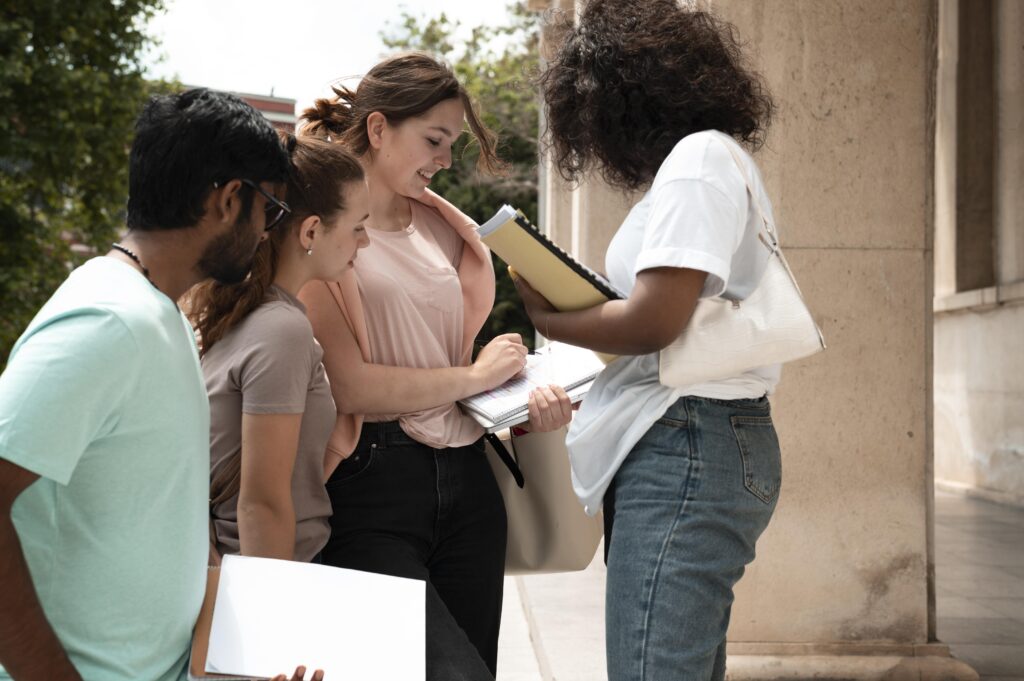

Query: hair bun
left=300, top=91, right=354, bottom=139
left=303, top=97, right=332, bottom=123
left=315, top=98, right=334, bottom=119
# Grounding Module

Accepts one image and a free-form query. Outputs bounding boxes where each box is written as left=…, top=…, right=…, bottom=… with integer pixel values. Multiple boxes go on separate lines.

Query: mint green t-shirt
left=0, top=257, right=209, bottom=681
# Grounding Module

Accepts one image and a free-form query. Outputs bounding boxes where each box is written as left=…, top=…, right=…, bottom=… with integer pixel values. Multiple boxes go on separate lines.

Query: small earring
left=306, top=247, right=313, bottom=256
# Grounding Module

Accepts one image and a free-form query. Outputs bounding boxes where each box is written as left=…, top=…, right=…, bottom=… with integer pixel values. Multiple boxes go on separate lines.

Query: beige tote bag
left=485, top=427, right=603, bottom=575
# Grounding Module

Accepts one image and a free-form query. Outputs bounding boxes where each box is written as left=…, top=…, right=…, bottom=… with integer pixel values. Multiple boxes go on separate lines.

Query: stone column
left=529, top=0, right=979, bottom=678
left=532, top=0, right=636, bottom=270
left=533, top=0, right=577, bottom=253
left=994, top=0, right=1024, bottom=286
left=934, top=0, right=958, bottom=298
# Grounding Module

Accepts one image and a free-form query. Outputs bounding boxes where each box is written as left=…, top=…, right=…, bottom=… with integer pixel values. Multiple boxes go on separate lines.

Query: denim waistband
left=357, top=421, right=422, bottom=450
left=685, top=394, right=770, bottom=410
left=658, top=394, right=772, bottom=425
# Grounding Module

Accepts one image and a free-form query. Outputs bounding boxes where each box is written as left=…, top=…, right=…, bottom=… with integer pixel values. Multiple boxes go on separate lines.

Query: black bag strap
left=484, top=431, right=525, bottom=488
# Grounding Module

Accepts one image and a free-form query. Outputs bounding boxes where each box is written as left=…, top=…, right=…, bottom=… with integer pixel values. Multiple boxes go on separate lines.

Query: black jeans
left=322, top=422, right=507, bottom=679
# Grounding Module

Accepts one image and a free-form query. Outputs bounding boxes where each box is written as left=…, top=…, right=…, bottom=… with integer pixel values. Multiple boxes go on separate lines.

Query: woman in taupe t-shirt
left=186, top=134, right=368, bottom=562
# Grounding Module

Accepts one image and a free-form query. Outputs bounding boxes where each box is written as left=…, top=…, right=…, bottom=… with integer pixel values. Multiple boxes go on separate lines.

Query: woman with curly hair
left=515, top=1, right=782, bottom=679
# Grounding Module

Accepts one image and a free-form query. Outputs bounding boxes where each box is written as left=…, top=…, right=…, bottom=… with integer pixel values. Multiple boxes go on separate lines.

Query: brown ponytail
left=302, top=87, right=359, bottom=140
left=186, top=134, right=363, bottom=506
left=187, top=219, right=286, bottom=360
left=301, top=52, right=503, bottom=175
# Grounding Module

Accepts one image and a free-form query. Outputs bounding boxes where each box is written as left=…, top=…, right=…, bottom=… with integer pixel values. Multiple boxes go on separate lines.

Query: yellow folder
left=478, top=205, right=624, bottom=311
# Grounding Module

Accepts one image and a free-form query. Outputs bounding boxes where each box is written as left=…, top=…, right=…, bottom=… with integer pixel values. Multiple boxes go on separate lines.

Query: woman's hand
left=270, top=666, right=324, bottom=681
left=525, top=384, right=574, bottom=432
left=509, top=268, right=558, bottom=338
left=470, top=333, right=529, bottom=391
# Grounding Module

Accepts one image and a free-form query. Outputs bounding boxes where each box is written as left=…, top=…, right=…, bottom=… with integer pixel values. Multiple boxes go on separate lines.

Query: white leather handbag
left=484, top=427, right=603, bottom=575
left=659, top=143, right=826, bottom=387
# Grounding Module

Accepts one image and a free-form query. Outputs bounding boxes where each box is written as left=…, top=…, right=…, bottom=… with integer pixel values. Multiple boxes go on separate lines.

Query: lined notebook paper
left=459, top=342, right=604, bottom=431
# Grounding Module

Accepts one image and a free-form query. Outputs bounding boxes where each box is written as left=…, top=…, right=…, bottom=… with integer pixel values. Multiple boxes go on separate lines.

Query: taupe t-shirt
left=204, top=286, right=334, bottom=562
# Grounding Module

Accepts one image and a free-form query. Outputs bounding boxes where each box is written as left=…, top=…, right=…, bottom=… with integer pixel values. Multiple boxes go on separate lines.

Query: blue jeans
left=605, top=395, right=781, bottom=681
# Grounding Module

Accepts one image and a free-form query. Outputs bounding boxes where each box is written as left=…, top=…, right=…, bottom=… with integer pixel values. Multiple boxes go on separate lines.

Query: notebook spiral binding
left=509, top=212, right=626, bottom=302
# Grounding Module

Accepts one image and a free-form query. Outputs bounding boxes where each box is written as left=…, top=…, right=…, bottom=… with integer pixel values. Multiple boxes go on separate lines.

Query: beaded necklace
left=111, top=242, right=158, bottom=290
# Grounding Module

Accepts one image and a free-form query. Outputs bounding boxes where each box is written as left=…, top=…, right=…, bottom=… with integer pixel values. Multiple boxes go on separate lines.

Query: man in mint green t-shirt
left=0, top=89, right=292, bottom=681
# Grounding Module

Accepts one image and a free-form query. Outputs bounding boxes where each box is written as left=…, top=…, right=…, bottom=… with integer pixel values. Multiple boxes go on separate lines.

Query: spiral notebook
left=478, top=205, right=625, bottom=311
left=459, top=342, right=604, bottom=431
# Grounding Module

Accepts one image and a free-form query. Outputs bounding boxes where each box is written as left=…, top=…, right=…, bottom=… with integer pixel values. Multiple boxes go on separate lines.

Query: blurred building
left=933, top=0, right=1024, bottom=509
left=234, top=91, right=297, bottom=133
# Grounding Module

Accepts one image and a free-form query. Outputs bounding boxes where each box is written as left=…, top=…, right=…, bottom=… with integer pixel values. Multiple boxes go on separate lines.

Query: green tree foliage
left=0, top=1, right=167, bottom=366
left=382, top=2, right=540, bottom=348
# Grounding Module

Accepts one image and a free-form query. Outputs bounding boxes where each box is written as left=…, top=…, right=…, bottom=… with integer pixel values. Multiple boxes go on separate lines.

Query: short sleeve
left=236, top=307, right=315, bottom=414
left=635, top=177, right=745, bottom=299
left=0, top=309, right=141, bottom=485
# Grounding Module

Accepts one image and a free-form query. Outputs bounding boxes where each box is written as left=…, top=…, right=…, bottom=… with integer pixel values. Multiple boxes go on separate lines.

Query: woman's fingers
left=549, top=384, right=573, bottom=424
left=527, top=385, right=574, bottom=432
left=510, top=267, right=557, bottom=317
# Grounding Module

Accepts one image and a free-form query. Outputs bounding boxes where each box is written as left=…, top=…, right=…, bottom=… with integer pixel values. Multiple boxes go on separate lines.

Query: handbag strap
left=719, top=138, right=816, bottom=303
left=485, top=431, right=525, bottom=488
left=719, top=138, right=779, bottom=252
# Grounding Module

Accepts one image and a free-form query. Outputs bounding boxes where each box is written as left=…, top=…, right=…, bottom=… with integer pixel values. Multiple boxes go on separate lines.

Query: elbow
left=326, top=364, right=373, bottom=415
left=236, top=495, right=296, bottom=561
left=237, top=495, right=293, bottom=525
left=652, top=324, right=686, bottom=353
left=332, top=379, right=368, bottom=415
left=629, top=326, right=684, bottom=356
left=626, top=298, right=698, bottom=355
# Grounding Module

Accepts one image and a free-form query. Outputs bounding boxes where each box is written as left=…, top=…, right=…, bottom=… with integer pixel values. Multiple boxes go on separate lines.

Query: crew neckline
left=100, top=256, right=179, bottom=311
left=369, top=222, right=416, bottom=238
left=268, top=284, right=306, bottom=312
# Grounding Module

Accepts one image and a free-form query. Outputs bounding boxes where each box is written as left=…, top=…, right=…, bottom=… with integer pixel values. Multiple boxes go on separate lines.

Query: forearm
left=335, top=363, right=487, bottom=415
left=544, top=300, right=679, bottom=356
left=0, top=516, right=82, bottom=680
left=237, top=501, right=296, bottom=561
left=519, top=268, right=706, bottom=356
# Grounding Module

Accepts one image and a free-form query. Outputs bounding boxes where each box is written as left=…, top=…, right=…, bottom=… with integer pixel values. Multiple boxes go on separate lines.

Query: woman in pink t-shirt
left=297, top=53, right=571, bottom=679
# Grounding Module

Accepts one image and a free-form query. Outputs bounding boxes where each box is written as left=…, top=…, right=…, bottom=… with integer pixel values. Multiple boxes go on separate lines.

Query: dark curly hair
left=539, top=0, right=775, bottom=192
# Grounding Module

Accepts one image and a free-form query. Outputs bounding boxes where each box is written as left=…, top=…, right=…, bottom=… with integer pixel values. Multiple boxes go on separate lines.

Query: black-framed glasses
left=213, top=179, right=292, bottom=231
left=240, top=179, right=291, bottom=232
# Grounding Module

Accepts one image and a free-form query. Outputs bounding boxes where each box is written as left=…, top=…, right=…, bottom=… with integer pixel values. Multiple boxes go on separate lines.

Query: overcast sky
left=143, top=0, right=517, bottom=114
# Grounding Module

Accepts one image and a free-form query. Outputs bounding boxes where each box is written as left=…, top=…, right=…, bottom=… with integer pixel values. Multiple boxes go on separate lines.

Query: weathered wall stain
left=836, top=553, right=926, bottom=641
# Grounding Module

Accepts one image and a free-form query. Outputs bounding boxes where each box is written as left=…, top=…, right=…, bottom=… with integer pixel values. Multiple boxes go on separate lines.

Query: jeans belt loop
left=377, top=421, right=388, bottom=449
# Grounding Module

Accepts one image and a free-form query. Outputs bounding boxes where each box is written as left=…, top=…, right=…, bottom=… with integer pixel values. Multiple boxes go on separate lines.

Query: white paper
left=207, top=555, right=425, bottom=680
left=466, top=380, right=594, bottom=432
left=476, top=204, right=517, bottom=237
left=461, top=342, right=604, bottom=422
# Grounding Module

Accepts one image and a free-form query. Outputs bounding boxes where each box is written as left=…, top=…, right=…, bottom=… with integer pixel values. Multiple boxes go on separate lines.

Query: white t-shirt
left=566, top=130, right=782, bottom=514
